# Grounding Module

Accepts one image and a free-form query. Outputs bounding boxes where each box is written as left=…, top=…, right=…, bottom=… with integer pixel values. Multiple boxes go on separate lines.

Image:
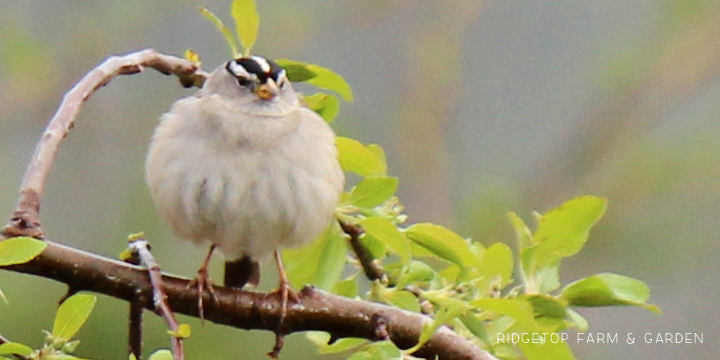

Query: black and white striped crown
left=226, top=55, right=285, bottom=84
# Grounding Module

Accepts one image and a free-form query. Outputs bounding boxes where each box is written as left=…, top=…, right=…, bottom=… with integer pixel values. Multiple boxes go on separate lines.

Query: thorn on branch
left=371, top=314, right=389, bottom=341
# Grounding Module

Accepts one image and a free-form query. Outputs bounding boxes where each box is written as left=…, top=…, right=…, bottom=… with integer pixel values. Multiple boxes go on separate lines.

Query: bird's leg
left=266, top=250, right=299, bottom=358
left=187, top=244, right=219, bottom=320
left=272, top=250, right=299, bottom=326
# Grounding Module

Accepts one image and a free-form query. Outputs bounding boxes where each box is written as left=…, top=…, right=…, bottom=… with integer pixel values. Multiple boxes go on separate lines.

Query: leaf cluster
left=0, top=289, right=103, bottom=360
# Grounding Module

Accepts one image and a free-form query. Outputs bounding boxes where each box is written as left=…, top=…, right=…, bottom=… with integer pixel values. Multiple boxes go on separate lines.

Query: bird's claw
left=187, top=267, right=219, bottom=321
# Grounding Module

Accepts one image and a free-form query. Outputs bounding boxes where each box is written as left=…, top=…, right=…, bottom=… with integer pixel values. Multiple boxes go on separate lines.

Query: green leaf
left=518, top=340, right=576, bottom=360
left=407, top=301, right=469, bottom=353
left=306, top=331, right=331, bottom=347
left=284, top=226, right=347, bottom=290
left=560, top=273, right=660, bottom=313
left=52, top=294, right=97, bottom=340
left=385, top=290, right=420, bottom=312
left=278, top=62, right=317, bottom=82
left=147, top=349, right=172, bottom=360
left=350, top=177, right=399, bottom=208
left=275, top=59, right=354, bottom=101
left=333, top=277, right=358, bottom=298
left=470, top=298, right=537, bottom=331
left=536, top=261, right=562, bottom=293
left=366, top=145, right=387, bottom=173
left=396, top=260, right=436, bottom=287
left=230, top=0, right=260, bottom=55
left=304, top=93, right=340, bottom=122
left=408, top=241, right=436, bottom=258
left=478, top=242, right=513, bottom=285
left=460, top=314, right=491, bottom=344
left=61, top=339, right=80, bottom=353
left=404, top=223, right=481, bottom=270
left=360, top=217, right=410, bottom=264
left=349, top=341, right=402, bottom=360
left=507, top=212, right=534, bottom=248
left=523, top=294, right=568, bottom=319
left=306, top=331, right=367, bottom=355
left=184, top=49, right=201, bottom=65
left=564, top=308, right=589, bottom=331
left=0, top=237, right=48, bottom=266
left=167, top=323, right=191, bottom=339
left=336, top=137, right=386, bottom=177
left=0, top=343, right=33, bottom=357
left=198, top=7, right=239, bottom=57
left=531, top=196, right=607, bottom=268
left=359, top=233, right=389, bottom=259
left=321, top=338, right=367, bottom=355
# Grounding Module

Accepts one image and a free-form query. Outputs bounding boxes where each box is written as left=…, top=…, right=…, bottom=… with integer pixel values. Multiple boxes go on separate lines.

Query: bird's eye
left=276, top=71, right=288, bottom=87
left=237, top=77, right=251, bottom=87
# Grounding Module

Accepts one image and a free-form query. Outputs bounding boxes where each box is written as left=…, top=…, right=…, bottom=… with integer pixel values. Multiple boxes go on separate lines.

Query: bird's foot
left=187, top=248, right=220, bottom=321
left=271, top=251, right=299, bottom=325
left=266, top=277, right=299, bottom=359
left=187, top=267, right=219, bottom=321
left=270, top=276, right=300, bottom=324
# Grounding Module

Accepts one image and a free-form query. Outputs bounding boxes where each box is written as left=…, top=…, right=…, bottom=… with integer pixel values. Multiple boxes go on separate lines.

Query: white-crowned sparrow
left=146, top=55, right=345, bottom=316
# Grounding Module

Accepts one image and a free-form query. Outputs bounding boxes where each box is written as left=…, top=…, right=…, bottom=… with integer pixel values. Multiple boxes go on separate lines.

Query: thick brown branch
left=1, top=49, right=208, bottom=240
left=2, top=240, right=495, bottom=360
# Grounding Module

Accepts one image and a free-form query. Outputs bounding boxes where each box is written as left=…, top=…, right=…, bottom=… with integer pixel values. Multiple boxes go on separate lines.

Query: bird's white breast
left=146, top=96, right=344, bottom=260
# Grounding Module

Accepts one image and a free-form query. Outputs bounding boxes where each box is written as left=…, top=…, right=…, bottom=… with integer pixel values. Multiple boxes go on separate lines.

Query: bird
left=145, top=55, right=345, bottom=319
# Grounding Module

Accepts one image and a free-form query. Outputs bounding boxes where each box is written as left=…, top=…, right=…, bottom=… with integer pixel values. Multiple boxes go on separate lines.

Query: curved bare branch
left=1, top=49, right=207, bottom=240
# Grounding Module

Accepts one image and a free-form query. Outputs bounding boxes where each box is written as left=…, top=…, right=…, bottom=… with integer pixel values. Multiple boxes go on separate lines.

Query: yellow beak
left=254, top=81, right=278, bottom=100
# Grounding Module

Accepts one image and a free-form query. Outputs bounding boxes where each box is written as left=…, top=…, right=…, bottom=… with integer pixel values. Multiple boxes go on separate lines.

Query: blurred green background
left=1, top=1, right=719, bottom=359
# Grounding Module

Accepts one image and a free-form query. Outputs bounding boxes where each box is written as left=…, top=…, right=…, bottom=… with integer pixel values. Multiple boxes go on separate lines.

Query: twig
left=128, top=239, right=185, bottom=360
left=2, top=240, right=496, bottom=360
left=267, top=334, right=285, bottom=359
left=338, top=220, right=387, bottom=282
left=0, top=49, right=208, bottom=240
left=129, top=298, right=144, bottom=360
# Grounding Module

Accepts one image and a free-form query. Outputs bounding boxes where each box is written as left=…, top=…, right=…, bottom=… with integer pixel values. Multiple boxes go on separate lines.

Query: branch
left=1, top=49, right=208, bottom=240
left=339, top=220, right=387, bottom=282
left=128, top=299, right=144, bottom=360
left=2, top=240, right=496, bottom=360
left=128, top=238, right=185, bottom=360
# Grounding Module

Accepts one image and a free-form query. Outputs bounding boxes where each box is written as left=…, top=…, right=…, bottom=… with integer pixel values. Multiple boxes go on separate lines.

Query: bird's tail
left=224, top=256, right=260, bottom=288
